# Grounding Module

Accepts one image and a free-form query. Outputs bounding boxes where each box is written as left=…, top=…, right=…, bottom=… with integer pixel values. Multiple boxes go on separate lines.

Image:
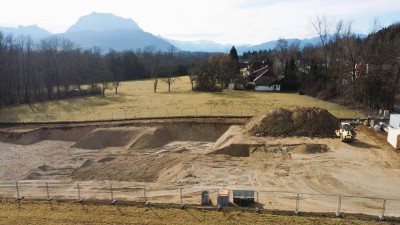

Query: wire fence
left=1, top=180, right=399, bottom=219
left=0, top=107, right=365, bottom=123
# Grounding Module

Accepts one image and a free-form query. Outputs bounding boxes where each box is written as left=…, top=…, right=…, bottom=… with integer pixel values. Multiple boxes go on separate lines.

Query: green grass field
left=0, top=76, right=365, bottom=122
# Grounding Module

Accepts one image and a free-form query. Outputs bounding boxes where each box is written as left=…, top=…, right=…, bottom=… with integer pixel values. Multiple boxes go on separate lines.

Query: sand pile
left=244, top=107, right=339, bottom=137
left=72, top=126, right=171, bottom=150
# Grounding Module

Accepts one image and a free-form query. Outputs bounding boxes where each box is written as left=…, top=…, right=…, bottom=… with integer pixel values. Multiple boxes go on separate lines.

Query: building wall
left=387, top=126, right=400, bottom=149
left=389, top=114, right=400, bottom=128
left=255, top=85, right=280, bottom=91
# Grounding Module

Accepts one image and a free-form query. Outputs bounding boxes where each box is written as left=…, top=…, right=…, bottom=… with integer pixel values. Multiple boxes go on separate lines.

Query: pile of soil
left=72, top=126, right=171, bottom=150
left=244, top=107, right=339, bottom=137
left=290, top=144, right=329, bottom=154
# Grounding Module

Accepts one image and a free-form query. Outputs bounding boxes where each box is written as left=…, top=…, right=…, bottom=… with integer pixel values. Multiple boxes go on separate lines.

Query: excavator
left=335, top=122, right=354, bottom=142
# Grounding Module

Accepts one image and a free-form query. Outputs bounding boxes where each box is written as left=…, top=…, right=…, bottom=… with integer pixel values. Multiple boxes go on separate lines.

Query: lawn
left=0, top=76, right=365, bottom=122
left=0, top=201, right=391, bottom=225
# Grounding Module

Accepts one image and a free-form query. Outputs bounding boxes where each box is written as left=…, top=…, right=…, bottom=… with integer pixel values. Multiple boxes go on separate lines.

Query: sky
left=0, top=0, right=399, bottom=45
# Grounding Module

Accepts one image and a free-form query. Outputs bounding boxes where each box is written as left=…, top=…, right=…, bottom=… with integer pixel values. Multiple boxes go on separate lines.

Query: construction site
left=1, top=107, right=400, bottom=219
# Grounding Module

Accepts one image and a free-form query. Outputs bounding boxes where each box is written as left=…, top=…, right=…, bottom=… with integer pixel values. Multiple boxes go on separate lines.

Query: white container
left=383, top=110, right=390, bottom=117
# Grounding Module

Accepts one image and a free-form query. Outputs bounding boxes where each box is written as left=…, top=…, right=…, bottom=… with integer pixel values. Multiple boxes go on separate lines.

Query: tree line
left=241, top=19, right=400, bottom=110
left=1, top=19, right=399, bottom=111
left=0, top=33, right=209, bottom=106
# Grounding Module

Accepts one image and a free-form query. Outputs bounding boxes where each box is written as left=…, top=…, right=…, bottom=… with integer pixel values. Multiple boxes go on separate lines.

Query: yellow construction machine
left=335, top=122, right=354, bottom=142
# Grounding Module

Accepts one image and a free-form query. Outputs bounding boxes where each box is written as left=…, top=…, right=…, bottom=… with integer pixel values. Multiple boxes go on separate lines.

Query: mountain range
left=0, top=12, right=366, bottom=54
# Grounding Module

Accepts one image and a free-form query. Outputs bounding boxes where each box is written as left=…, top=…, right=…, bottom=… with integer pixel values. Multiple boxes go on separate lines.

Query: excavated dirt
left=290, top=144, right=329, bottom=154
left=72, top=126, right=172, bottom=150
left=244, top=107, right=339, bottom=137
left=1, top=117, right=400, bottom=216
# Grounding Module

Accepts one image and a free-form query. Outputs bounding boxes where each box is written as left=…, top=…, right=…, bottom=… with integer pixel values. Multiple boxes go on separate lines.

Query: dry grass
left=0, top=201, right=390, bottom=225
left=1, top=76, right=364, bottom=122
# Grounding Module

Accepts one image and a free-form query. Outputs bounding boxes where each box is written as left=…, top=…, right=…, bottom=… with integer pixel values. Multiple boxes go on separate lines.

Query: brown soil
left=72, top=126, right=172, bottom=150
left=1, top=117, right=400, bottom=217
left=244, top=107, right=339, bottom=137
left=290, top=144, right=329, bottom=154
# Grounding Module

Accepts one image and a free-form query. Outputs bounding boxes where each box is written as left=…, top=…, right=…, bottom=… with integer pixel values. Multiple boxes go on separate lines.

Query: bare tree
left=275, top=38, right=289, bottom=74
left=161, top=45, right=178, bottom=92
left=153, top=77, right=158, bottom=93
left=310, top=15, right=334, bottom=73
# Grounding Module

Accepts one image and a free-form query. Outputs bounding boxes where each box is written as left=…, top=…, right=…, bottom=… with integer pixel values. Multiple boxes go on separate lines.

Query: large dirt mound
left=244, top=107, right=339, bottom=137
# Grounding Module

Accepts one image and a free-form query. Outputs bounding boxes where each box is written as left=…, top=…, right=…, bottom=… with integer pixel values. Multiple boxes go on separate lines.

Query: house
left=252, top=66, right=281, bottom=92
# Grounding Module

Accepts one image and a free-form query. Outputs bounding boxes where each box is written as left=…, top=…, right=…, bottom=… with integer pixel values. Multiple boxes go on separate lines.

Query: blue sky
left=0, top=0, right=399, bottom=44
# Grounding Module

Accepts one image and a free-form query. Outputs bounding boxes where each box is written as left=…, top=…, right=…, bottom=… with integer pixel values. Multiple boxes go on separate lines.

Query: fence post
left=46, top=182, right=53, bottom=201
left=125, top=111, right=127, bottom=120
left=15, top=181, right=23, bottom=200
left=180, top=188, right=184, bottom=206
left=380, top=199, right=386, bottom=220
left=336, top=195, right=342, bottom=217
left=77, top=183, right=83, bottom=202
left=110, top=183, right=116, bottom=204
left=295, top=193, right=300, bottom=214
left=144, top=187, right=147, bottom=203
left=256, top=191, right=259, bottom=203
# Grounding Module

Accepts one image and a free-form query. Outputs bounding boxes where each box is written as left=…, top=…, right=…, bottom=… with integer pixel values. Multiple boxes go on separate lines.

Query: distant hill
left=0, top=12, right=367, bottom=54
left=167, top=35, right=367, bottom=54
left=165, top=38, right=233, bottom=53
left=164, top=37, right=319, bottom=54
left=0, top=25, right=51, bottom=41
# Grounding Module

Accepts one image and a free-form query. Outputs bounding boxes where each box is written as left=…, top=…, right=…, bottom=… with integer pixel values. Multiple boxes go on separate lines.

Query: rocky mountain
left=66, top=12, right=141, bottom=33
left=60, top=12, right=173, bottom=51
left=0, top=12, right=174, bottom=51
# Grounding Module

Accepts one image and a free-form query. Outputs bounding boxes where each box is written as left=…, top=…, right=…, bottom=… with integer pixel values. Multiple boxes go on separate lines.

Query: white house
left=252, top=67, right=281, bottom=92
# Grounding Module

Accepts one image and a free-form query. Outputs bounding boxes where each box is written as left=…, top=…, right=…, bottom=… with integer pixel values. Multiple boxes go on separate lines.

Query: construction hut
left=233, top=190, right=255, bottom=207
left=217, top=189, right=230, bottom=207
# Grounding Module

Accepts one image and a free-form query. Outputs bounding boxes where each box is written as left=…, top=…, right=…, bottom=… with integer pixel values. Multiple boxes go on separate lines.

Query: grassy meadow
left=0, top=76, right=365, bottom=122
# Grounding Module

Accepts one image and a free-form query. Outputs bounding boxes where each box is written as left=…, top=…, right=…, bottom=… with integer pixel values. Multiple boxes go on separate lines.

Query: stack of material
left=244, top=107, right=339, bottom=137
